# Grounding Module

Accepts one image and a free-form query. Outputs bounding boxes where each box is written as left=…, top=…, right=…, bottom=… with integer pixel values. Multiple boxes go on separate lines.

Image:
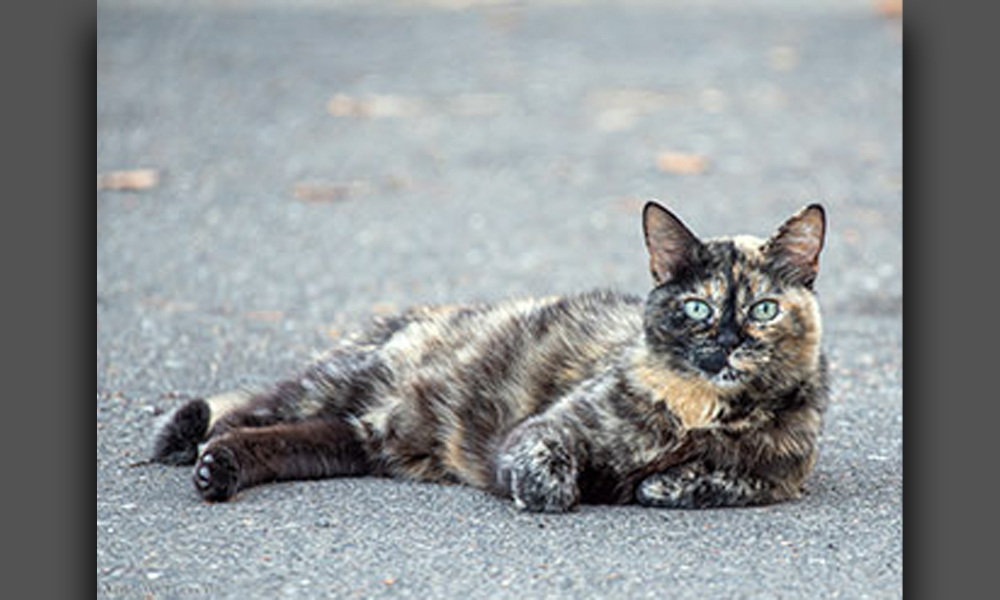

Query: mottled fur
left=153, top=202, right=829, bottom=511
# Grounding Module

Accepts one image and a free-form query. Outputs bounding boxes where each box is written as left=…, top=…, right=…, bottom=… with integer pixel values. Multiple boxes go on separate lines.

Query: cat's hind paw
left=151, top=399, right=210, bottom=465
left=193, top=445, right=240, bottom=502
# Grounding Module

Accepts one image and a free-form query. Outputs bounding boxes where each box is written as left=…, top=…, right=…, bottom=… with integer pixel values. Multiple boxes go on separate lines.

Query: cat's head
left=641, top=201, right=826, bottom=393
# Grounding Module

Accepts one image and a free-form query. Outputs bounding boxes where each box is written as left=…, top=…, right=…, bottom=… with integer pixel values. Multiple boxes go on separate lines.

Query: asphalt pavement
left=97, top=1, right=902, bottom=597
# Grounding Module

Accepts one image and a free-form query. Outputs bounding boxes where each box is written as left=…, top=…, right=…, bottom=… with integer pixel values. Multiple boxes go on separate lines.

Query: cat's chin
left=708, top=366, right=747, bottom=389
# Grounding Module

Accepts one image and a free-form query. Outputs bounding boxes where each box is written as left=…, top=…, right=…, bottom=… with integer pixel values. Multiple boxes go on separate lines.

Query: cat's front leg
left=493, top=417, right=583, bottom=513
left=635, top=462, right=789, bottom=509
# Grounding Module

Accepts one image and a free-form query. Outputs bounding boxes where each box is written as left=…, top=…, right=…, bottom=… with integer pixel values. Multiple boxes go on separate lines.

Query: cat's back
left=371, top=289, right=644, bottom=376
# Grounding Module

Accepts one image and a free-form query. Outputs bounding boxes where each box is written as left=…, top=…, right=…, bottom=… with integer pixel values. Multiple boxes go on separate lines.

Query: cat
left=151, top=201, right=829, bottom=512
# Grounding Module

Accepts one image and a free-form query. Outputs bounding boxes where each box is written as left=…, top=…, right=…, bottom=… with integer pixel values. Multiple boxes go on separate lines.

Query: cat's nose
left=716, top=329, right=741, bottom=351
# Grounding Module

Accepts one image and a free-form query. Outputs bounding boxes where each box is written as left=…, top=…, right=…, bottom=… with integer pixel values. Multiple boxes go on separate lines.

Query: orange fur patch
left=633, top=357, right=722, bottom=430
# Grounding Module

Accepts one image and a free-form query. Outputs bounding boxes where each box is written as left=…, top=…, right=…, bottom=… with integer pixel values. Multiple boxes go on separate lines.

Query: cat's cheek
left=728, top=349, right=769, bottom=372
left=770, top=329, right=821, bottom=373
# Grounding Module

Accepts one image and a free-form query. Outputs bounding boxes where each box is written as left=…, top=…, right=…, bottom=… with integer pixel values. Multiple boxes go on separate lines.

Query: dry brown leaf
left=371, top=302, right=397, bottom=315
left=139, top=296, right=197, bottom=313
left=768, top=46, right=800, bottom=71
left=326, top=94, right=359, bottom=117
left=293, top=181, right=369, bottom=203
left=656, top=152, right=709, bottom=175
left=876, top=0, right=902, bottom=18
left=97, top=169, right=159, bottom=191
left=243, top=310, right=283, bottom=322
left=327, top=94, right=424, bottom=118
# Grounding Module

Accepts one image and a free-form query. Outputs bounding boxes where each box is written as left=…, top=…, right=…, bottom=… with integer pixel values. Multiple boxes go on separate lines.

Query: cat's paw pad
left=193, top=446, right=239, bottom=502
left=152, top=399, right=210, bottom=465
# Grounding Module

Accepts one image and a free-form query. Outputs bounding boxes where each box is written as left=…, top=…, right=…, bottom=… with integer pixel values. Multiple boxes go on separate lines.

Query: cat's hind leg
left=153, top=348, right=391, bottom=466
left=193, top=419, right=371, bottom=502
left=152, top=376, right=342, bottom=466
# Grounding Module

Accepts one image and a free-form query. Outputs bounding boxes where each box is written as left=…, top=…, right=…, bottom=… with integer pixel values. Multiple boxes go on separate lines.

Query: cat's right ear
left=642, top=201, right=703, bottom=285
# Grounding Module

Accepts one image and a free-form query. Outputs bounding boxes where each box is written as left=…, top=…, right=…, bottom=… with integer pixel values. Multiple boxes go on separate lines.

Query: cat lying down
left=153, top=202, right=828, bottom=512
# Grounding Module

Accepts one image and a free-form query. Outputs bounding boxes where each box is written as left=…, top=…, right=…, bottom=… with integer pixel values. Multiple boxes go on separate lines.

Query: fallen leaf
left=656, top=152, right=709, bottom=175
left=243, top=310, right=283, bottom=322
left=293, top=181, right=370, bottom=203
left=767, top=45, right=799, bottom=71
left=327, top=94, right=423, bottom=118
left=876, top=0, right=902, bottom=18
left=97, top=169, right=159, bottom=191
left=371, top=303, right=397, bottom=315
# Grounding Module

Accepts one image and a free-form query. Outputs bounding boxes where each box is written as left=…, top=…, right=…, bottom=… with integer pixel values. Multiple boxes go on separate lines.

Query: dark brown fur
left=153, top=202, right=829, bottom=512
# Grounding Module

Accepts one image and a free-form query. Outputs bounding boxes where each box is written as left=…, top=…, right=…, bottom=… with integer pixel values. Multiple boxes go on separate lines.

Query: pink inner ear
left=643, top=204, right=700, bottom=284
left=776, top=208, right=825, bottom=266
left=648, top=240, right=683, bottom=283
left=784, top=227, right=821, bottom=261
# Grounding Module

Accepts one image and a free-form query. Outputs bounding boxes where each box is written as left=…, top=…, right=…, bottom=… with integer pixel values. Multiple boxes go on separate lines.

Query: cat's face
left=641, top=203, right=825, bottom=392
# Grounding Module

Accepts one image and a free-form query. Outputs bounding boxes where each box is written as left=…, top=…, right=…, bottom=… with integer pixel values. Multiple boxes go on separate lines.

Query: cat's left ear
left=764, top=204, right=826, bottom=287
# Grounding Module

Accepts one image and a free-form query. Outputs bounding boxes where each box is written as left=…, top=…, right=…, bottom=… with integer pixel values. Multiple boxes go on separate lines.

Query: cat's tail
left=150, top=388, right=257, bottom=465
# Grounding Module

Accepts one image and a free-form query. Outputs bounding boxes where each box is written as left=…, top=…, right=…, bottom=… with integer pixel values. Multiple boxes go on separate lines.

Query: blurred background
left=98, top=1, right=901, bottom=597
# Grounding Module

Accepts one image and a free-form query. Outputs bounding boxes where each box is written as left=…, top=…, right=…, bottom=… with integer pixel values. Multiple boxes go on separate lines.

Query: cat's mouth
left=711, top=365, right=746, bottom=387
left=696, top=352, right=748, bottom=387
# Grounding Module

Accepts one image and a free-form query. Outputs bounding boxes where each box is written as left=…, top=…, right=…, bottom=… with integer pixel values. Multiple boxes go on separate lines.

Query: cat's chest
left=626, top=352, right=782, bottom=435
left=630, top=364, right=722, bottom=430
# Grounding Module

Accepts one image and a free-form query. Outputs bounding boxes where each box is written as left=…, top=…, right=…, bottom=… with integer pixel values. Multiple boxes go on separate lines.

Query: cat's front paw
left=636, top=470, right=694, bottom=508
left=507, top=461, right=579, bottom=513
left=193, top=445, right=240, bottom=502
left=636, top=466, right=761, bottom=509
left=497, top=438, right=580, bottom=513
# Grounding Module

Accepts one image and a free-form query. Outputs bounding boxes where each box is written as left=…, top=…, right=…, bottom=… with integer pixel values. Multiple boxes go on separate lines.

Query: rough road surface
left=97, top=1, right=902, bottom=597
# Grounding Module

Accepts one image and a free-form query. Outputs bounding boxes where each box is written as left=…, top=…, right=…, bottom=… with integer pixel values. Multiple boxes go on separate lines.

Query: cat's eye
left=749, top=299, right=780, bottom=322
left=683, top=299, right=713, bottom=321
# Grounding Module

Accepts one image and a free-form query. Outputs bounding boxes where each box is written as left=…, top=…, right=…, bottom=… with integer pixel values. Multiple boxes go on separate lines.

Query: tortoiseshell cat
left=152, top=202, right=828, bottom=512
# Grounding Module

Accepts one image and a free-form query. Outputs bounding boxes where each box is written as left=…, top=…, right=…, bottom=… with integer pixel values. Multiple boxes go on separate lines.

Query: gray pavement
left=97, top=1, right=902, bottom=597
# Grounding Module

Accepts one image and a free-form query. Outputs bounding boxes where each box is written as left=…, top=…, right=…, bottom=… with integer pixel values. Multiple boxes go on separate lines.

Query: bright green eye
left=750, top=299, right=780, bottom=322
left=683, top=299, right=712, bottom=321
